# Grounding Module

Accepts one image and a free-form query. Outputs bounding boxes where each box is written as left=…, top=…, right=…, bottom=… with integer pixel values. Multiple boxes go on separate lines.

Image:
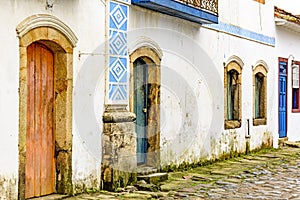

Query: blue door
left=133, top=59, right=148, bottom=164
left=279, top=61, right=287, bottom=138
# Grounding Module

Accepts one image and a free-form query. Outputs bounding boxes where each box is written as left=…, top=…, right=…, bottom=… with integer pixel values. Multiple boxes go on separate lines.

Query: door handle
left=143, top=108, right=147, bottom=113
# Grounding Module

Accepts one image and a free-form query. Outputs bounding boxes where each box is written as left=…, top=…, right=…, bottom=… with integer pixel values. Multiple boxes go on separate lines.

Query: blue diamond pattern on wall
left=109, top=31, right=127, bottom=56
left=110, top=2, right=128, bottom=31
left=108, top=1, right=129, bottom=102
left=109, top=57, right=127, bottom=82
left=109, top=83, right=127, bottom=101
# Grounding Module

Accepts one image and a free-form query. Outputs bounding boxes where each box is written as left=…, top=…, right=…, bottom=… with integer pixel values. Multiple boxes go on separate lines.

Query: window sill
left=292, top=108, right=300, bottom=113
left=225, top=120, right=241, bottom=129
left=253, top=118, right=267, bottom=126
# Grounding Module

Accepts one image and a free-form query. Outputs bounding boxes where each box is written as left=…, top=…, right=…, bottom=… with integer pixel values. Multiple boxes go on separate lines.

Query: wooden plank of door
left=34, top=43, right=42, bottom=197
left=25, top=45, right=35, bottom=199
left=40, top=45, right=55, bottom=195
left=41, top=45, right=47, bottom=195
left=47, top=48, right=55, bottom=194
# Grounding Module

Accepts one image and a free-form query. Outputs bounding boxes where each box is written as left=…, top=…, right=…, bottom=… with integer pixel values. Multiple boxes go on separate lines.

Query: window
left=227, top=69, right=240, bottom=120
left=225, top=60, right=242, bottom=129
left=255, top=73, right=264, bottom=118
left=292, top=62, right=300, bottom=112
left=253, top=64, right=267, bottom=126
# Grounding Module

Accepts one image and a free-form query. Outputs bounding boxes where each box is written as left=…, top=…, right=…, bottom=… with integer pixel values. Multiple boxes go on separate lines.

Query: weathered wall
left=0, top=0, right=106, bottom=198
left=276, top=26, right=300, bottom=142
left=129, top=0, right=277, bottom=168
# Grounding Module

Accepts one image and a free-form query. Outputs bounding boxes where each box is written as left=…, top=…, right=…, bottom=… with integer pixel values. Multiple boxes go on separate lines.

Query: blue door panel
left=134, top=59, right=148, bottom=164
left=279, top=61, right=287, bottom=138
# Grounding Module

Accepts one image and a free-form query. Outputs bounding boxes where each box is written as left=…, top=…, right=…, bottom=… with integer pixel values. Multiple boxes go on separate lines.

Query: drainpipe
left=245, top=119, right=250, bottom=154
left=245, top=119, right=250, bottom=138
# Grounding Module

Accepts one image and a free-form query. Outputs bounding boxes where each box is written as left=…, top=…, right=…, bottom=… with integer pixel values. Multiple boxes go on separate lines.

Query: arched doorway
left=133, top=58, right=149, bottom=164
left=17, top=15, right=77, bottom=199
left=130, top=47, right=161, bottom=168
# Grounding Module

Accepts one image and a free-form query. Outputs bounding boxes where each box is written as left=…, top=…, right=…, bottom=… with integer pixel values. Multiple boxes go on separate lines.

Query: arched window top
left=224, top=55, right=244, bottom=70
left=129, top=37, right=163, bottom=61
left=226, top=60, right=243, bottom=74
left=253, top=61, right=268, bottom=77
left=252, top=60, right=269, bottom=76
left=253, top=60, right=268, bottom=72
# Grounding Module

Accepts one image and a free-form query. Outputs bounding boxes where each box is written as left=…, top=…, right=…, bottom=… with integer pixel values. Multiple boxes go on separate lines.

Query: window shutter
left=292, top=64, right=299, bottom=89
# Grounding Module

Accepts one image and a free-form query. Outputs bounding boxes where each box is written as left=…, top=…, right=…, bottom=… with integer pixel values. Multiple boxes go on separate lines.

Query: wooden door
left=133, top=59, right=148, bottom=164
left=279, top=61, right=287, bottom=138
left=26, top=42, right=55, bottom=198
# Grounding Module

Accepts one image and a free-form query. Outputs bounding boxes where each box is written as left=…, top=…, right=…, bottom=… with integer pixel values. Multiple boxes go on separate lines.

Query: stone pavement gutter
left=41, top=145, right=300, bottom=199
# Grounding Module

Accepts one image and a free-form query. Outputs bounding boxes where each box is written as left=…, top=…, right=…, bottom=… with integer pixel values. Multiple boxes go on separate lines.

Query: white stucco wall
left=129, top=0, right=277, bottom=168
left=276, top=25, right=300, bottom=141
left=274, top=0, right=300, bottom=15
left=219, top=0, right=274, bottom=36
left=0, top=2, right=20, bottom=198
left=0, top=0, right=106, bottom=198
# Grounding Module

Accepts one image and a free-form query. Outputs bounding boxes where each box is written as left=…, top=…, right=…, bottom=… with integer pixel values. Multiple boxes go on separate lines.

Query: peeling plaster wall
left=129, top=0, right=277, bottom=168
left=276, top=26, right=300, bottom=142
left=0, top=0, right=105, bottom=198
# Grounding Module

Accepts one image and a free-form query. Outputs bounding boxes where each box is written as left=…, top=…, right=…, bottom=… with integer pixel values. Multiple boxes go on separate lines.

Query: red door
left=26, top=42, right=55, bottom=198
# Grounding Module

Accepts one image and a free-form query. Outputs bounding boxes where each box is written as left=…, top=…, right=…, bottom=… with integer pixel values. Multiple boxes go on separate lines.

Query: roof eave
left=275, top=17, right=300, bottom=34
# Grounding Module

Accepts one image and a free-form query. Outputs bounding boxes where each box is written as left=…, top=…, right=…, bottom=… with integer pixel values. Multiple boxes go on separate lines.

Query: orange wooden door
left=26, top=43, right=55, bottom=199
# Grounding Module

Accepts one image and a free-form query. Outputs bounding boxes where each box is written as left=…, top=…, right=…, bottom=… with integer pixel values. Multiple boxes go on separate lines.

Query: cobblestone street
left=42, top=146, right=300, bottom=200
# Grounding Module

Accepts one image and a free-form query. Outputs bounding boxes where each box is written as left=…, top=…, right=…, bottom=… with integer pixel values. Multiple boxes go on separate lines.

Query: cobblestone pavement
left=63, top=146, right=300, bottom=200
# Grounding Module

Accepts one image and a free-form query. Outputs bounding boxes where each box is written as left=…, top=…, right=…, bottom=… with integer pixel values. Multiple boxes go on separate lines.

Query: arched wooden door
left=134, top=58, right=149, bottom=164
left=26, top=42, right=55, bottom=198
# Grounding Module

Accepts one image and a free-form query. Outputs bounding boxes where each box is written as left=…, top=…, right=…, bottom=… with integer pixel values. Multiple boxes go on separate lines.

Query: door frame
left=278, top=57, right=288, bottom=138
left=17, top=15, right=77, bottom=199
left=129, top=47, right=161, bottom=168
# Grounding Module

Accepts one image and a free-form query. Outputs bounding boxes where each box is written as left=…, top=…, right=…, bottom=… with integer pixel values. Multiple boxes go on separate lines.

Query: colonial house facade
left=0, top=0, right=278, bottom=199
left=275, top=6, right=300, bottom=142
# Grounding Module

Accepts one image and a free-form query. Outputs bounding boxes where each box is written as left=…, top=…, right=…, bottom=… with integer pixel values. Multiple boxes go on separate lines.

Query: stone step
left=283, top=141, right=300, bottom=148
left=137, top=172, right=168, bottom=184
left=137, top=166, right=158, bottom=175
left=30, top=194, right=68, bottom=199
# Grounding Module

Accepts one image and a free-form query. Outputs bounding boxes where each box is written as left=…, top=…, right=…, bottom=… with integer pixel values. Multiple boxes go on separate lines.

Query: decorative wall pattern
left=108, top=1, right=129, bottom=103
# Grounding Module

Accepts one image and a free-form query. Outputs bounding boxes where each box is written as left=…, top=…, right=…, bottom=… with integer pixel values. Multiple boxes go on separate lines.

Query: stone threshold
left=283, top=140, right=300, bottom=148
left=29, top=194, right=69, bottom=200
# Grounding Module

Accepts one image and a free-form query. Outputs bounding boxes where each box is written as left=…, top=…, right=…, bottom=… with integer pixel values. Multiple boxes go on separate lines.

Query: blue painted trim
left=132, top=0, right=218, bottom=24
left=204, top=22, right=275, bottom=46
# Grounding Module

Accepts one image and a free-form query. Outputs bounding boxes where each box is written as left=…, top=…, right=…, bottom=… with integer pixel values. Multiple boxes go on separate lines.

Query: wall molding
left=224, top=55, right=244, bottom=69
left=128, top=36, right=163, bottom=59
left=253, top=60, right=269, bottom=72
left=16, top=14, right=78, bottom=47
